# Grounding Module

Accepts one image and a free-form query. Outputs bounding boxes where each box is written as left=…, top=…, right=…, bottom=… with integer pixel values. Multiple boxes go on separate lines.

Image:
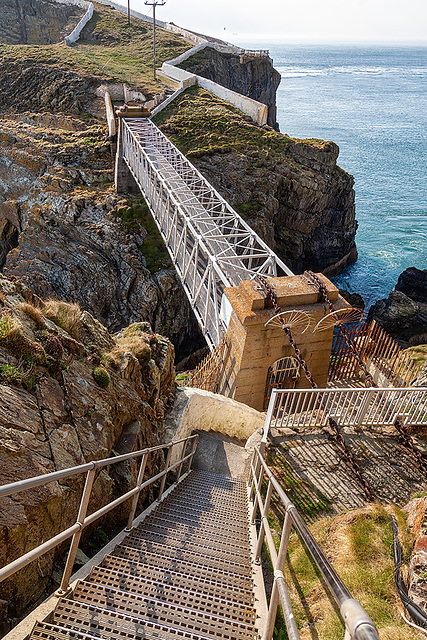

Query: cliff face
left=0, top=0, right=84, bottom=45
left=0, top=113, right=204, bottom=360
left=0, top=275, right=175, bottom=621
left=155, top=87, right=357, bottom=276
left=178, top=47, right=281, bottom=129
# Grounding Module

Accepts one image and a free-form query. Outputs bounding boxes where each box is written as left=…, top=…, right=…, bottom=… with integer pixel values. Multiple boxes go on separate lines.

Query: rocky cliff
left=0, top=112, right=204, bottom=361
left=0, top=0, right=85, bottom=45
left=154, top=87, right=357, bottom=276
left=0, top=274, right=175, bottom=623
left=368, top=267, right=427, bottom=345
left=178, top=46, right=281, bottom=129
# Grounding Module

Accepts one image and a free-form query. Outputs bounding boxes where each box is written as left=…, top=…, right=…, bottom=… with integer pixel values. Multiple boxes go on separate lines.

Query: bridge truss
left=121, top=118, right=293, bottom=349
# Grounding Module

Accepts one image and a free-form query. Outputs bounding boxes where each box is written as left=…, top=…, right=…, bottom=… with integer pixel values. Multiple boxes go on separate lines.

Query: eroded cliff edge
left=154, top=87, right=357, bottom=276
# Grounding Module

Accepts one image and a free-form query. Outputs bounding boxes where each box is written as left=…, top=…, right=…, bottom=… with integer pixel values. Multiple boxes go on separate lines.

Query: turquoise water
left=240, top=43, right=427, bottom=307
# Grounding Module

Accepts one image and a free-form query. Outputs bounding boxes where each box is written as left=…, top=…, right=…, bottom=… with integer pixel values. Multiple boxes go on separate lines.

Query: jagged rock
left=0, top=0, right=85, bottom=45
left=0, top=276, right=175, bottom=619
left=368, top=269, right=427, bottom=345
left=339, top=289, right=365, bottom=310
left=0, top=115, right=203, bottom=360
left=396, top=267, right=427, bottom=304
left=178, top=46, right=281, bottom=128
left=404, top=497, right=427, bottom=611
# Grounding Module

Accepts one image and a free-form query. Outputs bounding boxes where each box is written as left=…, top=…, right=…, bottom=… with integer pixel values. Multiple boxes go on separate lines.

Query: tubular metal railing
left=262, top=386, right=427, bottom=433
left=0, top=434, right=198, bottom=593
left=248, top=447, right=380, bottom=640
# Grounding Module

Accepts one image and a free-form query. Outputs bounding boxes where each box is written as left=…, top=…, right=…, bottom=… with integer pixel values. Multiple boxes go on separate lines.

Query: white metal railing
left=120, top=118, right=293, bottom=349
left=262, top=386, right=427, bottom=434
left=249, top=448, right=380, bottom=640
left=0, top=435, right=198, bottom=594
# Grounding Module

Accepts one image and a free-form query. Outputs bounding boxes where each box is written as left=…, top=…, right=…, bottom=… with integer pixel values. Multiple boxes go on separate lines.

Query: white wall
left=65, top=1, right=93, bottom=44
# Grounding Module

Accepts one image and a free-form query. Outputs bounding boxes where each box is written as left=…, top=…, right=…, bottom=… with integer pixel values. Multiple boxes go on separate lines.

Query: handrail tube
left=251, top=448, right=380, bottom=639
left=0, top=436, right=198, bottom=499
left=83, top=452, right=194, bottom=528
left=0, top=523, right=80, bottom=583
left=254, top=449, right=351, bottom=604
left=0, top=437, right=197, bottom=587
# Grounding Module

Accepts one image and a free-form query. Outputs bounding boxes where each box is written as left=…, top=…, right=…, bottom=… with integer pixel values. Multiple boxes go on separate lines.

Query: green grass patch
left=114, top=198, right=171, bottom=273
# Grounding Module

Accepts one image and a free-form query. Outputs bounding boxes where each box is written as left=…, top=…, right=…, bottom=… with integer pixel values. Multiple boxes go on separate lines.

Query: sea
left=237, top=42, right=427, bottom=308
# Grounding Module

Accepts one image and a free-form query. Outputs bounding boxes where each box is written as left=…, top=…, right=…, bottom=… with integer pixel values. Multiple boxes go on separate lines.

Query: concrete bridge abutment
left=221, top=275, right=350, bottom=411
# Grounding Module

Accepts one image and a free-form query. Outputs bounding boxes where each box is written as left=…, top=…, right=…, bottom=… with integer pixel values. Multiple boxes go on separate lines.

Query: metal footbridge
left=0, top=435, right=379, bottom=640
left=119, top=118, right=293, bottom=349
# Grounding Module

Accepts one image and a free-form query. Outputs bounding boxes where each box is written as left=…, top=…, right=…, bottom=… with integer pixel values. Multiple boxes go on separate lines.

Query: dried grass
left=43, top=299, right=82, bottom=339
left=18, top=302, right=46, bottom=328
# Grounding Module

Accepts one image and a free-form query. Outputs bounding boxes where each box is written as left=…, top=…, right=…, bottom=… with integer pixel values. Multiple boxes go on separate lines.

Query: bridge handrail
left=249, top=447, right=380, bottom=640
left=0, top=434, right=198, bottom=593
left=261, top=386, right=427, bottom=437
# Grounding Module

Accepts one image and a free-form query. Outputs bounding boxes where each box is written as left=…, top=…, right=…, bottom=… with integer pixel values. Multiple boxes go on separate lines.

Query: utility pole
left=127, top=0, right=130, bottom=25
left=145, top=0, right=166, bottom=80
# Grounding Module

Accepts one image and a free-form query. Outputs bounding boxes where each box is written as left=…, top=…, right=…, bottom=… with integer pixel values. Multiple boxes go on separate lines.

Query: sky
left=123, top=0, right=427, bottom=44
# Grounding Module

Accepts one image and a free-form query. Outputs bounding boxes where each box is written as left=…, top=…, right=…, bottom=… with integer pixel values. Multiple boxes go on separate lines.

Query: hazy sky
left=123, top=0, right=427, bottom=43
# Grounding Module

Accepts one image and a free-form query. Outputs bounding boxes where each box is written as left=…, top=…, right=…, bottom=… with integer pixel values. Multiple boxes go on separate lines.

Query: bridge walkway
left=28, top=470, right=259, bottom=640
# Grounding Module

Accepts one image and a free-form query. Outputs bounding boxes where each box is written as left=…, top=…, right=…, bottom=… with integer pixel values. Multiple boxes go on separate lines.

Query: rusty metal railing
left=248, top=447, right=380, bottom=640
left=0, top=434, right=198, bottom=593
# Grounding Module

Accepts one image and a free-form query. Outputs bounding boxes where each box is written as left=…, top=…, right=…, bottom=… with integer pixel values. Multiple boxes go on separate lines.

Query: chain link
left=254, top=275, right=318, bottom=388
left=328, top=417, right=375, bottom=501
left=303, top=270, right=376, bottom=387
left=394, top=419, right=427, bottom=477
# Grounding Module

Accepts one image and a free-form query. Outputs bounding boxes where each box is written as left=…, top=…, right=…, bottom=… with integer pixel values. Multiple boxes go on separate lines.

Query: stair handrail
left=249, top=446, right=380, bottom=640
left=0, top=434, right=198, bottom=593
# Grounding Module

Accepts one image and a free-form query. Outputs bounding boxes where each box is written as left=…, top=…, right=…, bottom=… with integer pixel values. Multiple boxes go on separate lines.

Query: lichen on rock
left=0, top=275, right=175, bottom=621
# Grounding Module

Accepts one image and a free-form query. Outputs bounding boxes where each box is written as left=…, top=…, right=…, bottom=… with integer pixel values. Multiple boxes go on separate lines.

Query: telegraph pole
left=145, top=0, right=166, bottom=80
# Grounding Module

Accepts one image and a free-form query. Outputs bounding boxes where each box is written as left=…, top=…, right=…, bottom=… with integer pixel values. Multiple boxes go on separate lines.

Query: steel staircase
left=29, top=470, right=258, bottom=640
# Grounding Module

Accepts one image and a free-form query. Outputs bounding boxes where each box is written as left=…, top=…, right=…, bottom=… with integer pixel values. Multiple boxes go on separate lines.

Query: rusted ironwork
left=303, top=270, right=376, bottom=387
left=254, top=275, right=318, bottom=389
left=394, top=418, right=427, bottom=477
left=327, top=417, right=375, bottom=501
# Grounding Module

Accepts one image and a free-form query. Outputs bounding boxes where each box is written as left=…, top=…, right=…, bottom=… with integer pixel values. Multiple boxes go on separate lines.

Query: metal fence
left=248, top=447, right=379, bottom=640
left=0, top=435, right=198, bottom=594
left=262, top=386, right=427, bottom=432
left=329, top=319, right=424, bottom=386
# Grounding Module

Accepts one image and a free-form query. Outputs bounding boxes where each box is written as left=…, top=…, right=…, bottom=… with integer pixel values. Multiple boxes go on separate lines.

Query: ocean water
left=240, top=43, right=427, bottom=307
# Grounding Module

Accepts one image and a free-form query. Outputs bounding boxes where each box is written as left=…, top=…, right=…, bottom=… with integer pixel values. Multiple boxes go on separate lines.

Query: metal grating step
left=121, top=534, right=251, bottom=568
left=154, top=501, right=249, bottom=525
left=105, top=549, right=253, bottom=587
left=128, top=527, right=250, bottom=559
left=52, top=594, right=256, bottom=640
left=150, top=507, right=249, bottom=534
left=73, top=578, right=256, bottom=629
left=85, top=565, right=255, bottom=617
left=140, top=518, right=250, bottom=548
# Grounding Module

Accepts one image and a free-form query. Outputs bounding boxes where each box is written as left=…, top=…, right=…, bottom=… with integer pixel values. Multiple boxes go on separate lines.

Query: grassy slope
left=0, top=2, right=189, bottom=97
left=153, top=85, right=337, bottom=157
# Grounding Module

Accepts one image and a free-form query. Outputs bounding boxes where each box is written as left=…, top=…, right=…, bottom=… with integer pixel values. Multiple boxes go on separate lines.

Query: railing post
left=255, top=478, right=273, bottom=562
left=354, top=388, right=375, bottom=430
left=260, top=389, right=277, bottom=456
left=263, top=511, right=299, bottom=640
left=186, top=435, right=198, bottom=473
left=58, top=466, right=96, bottom=594
left=158, top=445, right=172, bottom=501
left=175, top=441, right=187, bottom=484
left=251, top=461, right=264, bottom=524
left=125, top=451, right=148, bottom=532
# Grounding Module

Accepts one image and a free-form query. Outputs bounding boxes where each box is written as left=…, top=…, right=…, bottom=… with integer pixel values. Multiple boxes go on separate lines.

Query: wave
left=278, top=66, right=427, bottom=78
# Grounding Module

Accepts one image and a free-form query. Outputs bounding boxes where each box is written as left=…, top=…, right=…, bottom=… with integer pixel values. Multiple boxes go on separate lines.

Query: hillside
left=154, top=86, right=357, bottom=275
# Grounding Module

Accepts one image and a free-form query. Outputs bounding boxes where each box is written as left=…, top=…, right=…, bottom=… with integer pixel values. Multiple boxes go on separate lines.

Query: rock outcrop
left=368, top=268, right=427, bottom=345
left=155, top=87, right=357, bottom=276
left=0, top=113, right=204, bottom=361
left=0, top=0, right=84, bottom=45
left=0, top=274, right=175, bottom=622
left=178, top=46, right=281, bottom=129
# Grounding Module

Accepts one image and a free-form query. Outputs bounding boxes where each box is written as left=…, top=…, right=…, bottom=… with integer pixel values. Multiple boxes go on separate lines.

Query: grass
left=276, top=504, right=417, bottom=640
left=0, top=2, right=189, bottom=99
left=43, top=300, right=82, bottom=340
left=153, top=86, right=335, bottom=158
left=114, top=198, right=171, bottom=272
left=102, top=324, right=154, bottom=370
